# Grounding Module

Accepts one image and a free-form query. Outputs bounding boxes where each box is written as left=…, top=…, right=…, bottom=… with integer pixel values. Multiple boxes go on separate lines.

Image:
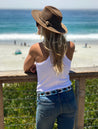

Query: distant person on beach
left=85, top=43, right=87, bottom=48
left=24, top=42, right=26, bottom=46
left=14, top=40, right=16, bottom=45
left=24, top=6, right=77, bottom=129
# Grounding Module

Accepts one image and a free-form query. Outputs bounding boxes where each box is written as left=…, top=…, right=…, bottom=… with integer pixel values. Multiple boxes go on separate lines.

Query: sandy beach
left=0, top=41, right=98, bottom=71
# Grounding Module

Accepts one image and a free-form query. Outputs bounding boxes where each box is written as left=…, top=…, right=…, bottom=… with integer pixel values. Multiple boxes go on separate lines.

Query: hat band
left=39, top=15, right=61, bottom=29
left=39, top=16, right=53, bottom=27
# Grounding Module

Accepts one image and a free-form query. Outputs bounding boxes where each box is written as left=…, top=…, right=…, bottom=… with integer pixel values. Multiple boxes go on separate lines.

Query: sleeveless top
left=36, top=55, right=72, bottom=92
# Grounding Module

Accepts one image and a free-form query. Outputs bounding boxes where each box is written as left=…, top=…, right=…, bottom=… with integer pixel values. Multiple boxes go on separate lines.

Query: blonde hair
left=40, top=27, right=68, bottom=74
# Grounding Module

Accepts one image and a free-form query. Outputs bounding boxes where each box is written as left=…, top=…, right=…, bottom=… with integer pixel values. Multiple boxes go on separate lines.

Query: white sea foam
left=0, top=33, right=98, bottom=41
left=66, top=34, right=98, bottom=40
left=0, top=33, right=43, bottom=40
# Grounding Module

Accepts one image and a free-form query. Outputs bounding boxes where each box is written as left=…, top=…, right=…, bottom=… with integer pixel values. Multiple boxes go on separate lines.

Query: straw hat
left=31, top=6, right=67, bottom=34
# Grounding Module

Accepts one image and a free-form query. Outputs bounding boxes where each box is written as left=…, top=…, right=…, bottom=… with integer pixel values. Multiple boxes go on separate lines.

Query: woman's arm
left=24, top=45, right=36, bottom=73
left=66, top=41, right=75, bottom=61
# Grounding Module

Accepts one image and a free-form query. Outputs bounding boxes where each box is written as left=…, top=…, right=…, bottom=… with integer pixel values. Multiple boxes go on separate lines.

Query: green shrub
left=3, top=79, right=98, bottom=129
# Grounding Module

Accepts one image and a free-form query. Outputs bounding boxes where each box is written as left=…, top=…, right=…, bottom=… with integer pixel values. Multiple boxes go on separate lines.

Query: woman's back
left=30, top=41, right=74, bottom=92
left=31, top=41, right=75, bottom=65
left=36, top=53, right=71, bottom=92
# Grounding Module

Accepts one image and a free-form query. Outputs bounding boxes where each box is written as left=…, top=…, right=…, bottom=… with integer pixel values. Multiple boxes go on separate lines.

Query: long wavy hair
left=40, top=26, right=68, bottom=74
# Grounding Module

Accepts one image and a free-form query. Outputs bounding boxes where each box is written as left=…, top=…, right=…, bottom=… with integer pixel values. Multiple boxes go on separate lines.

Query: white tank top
left=36, top=55, right=72, bottom=92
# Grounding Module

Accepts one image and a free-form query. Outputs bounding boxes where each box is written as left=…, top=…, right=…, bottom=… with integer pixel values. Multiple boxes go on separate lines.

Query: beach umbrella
left=15, top=49, right=22, bottom=55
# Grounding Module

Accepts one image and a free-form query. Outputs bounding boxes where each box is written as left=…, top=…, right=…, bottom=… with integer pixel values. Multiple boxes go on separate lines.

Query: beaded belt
left=37, top=85, right=72, bottom=97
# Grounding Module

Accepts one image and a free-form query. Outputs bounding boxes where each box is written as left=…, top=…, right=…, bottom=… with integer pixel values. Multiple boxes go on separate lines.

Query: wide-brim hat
left=31, top=6, right=67, bottom=34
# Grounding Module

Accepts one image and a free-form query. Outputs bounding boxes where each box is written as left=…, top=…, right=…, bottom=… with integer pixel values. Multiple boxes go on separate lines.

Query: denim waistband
left=37, top=85, right=72, bottom=97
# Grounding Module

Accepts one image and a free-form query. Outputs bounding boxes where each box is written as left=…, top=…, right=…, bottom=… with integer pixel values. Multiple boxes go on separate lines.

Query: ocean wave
left=0, top=33, right=98, bottom=40
left=0, top=33, right=43, bottom=40
left=67, top=34, right=98, bottom=40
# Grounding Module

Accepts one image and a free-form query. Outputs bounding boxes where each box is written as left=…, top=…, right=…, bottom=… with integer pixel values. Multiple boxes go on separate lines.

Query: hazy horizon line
left=0, top=8, right=98, bottom=10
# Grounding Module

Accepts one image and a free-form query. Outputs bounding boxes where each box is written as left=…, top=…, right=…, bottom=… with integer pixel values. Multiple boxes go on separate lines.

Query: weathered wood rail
left=0, top=67, right=98, bottom=129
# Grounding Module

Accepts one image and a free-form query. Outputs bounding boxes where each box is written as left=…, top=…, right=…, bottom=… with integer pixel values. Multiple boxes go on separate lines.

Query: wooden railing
left=0, top=67, right=98, bottom=129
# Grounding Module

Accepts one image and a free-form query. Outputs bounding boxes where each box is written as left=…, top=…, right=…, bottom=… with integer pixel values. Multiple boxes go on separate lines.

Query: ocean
left=0, top=9, right=98, bottom=44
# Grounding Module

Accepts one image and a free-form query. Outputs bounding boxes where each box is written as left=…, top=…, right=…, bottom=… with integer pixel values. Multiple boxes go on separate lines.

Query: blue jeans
left=36, top=88, right=77, bottom=129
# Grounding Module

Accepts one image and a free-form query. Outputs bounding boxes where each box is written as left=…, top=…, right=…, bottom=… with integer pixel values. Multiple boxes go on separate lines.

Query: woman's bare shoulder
left=30, top=43, right=39, bottom=51
left=68, top=41, right=75, bottom=51
left=29, top=43, right=39, bottom=56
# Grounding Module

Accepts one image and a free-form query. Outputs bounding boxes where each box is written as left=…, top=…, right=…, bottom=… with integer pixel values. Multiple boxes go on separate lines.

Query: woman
left=24, top=6, right=77, bottom=129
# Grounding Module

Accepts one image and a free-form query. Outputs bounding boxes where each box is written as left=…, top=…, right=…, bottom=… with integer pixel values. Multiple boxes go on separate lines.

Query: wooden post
left=0, top=82, right=4, bottom=129
left=74, top=78, right=86, bottom=129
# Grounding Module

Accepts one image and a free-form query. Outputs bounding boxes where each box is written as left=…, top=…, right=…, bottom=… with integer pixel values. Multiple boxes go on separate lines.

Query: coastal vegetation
left=3, top=79, right=98, bottom=129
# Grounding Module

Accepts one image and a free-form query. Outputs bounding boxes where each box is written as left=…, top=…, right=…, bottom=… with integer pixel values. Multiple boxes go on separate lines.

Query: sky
left=0, top=0, right=98, bottom=10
